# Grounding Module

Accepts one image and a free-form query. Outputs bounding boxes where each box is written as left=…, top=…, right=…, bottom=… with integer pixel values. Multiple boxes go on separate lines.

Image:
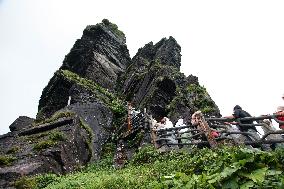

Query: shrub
left=0, top=155, right=17, bottom=166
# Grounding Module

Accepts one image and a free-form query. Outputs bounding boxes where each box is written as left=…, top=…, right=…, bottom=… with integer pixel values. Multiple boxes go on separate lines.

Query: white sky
left=0, top=0, right=284, bottom=134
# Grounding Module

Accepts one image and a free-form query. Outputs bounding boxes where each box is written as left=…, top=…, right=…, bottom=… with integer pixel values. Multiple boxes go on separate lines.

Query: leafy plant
left=26, top=145, right=284, bottom=188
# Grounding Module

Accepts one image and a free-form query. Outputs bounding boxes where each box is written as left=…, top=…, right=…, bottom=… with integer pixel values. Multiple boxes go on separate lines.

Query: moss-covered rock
left=0, top=155, right=17, bottom=166
left=119, top=44, right=220, bottom=124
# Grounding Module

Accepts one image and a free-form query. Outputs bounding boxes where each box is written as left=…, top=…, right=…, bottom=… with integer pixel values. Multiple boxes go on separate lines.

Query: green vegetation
left=20, top=145, right=284, bottom=188
left=79, top=118, right=94, bottom=160
left=32, top=131, right=66, bottom=151
left=102, top=19, right=125, bottom=39
left=33, top=140, right=57, bottom=152
left=49, top=131, right=66, bottom=142
left=167, top=87, right=188, bottom=118
left=15, top=176, right=36, bottom=189
left=6, top=146, right=20, bottom=154
left=0, top=155, right=17, bottom=166
left=60, top=69, right=126, bottom=117
left=187, top=84, right=216, bottom=114
left=34, top=111, right=75, bottom=126
left=127, top=131, right=145, bottom=148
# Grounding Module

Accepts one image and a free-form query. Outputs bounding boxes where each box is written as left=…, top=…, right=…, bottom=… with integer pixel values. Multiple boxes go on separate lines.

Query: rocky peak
left=133, top=36, right=181, bottom=69
left=83, top=19, right=126, bottom=44
left=120, top=36, right=219, bottom=123
left=60, top=19, right=131, bottom=88
left=38, top=19, right=131, bottom=119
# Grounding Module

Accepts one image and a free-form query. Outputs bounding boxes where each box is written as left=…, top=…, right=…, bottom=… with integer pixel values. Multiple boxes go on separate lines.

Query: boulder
left=9, top=116, right=34, bottom=132
left=0, top=116, right=92, bottom=188
left=65, top=102, right=114, bottom=160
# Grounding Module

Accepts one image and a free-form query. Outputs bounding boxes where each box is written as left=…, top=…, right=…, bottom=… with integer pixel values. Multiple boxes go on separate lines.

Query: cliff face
left=120, top=36, right=220, bottom=123
left=38, top=19, right=131, bottom=120
left=0, top=19, right=220, bottom=187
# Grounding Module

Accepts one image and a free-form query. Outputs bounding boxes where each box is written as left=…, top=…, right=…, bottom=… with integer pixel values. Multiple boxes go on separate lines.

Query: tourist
left=224, top=105, right=270, bottom=150
left=261, top=119, right=284, bottom=150
left=275, top=106, right=284, bottom=130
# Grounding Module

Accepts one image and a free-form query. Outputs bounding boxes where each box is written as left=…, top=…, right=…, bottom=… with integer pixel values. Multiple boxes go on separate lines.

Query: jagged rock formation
left=38, top=19, right=131, bottom=120
left=120, top=37, right=220, bottom=124
left=0, top=19, right=220, bottom=188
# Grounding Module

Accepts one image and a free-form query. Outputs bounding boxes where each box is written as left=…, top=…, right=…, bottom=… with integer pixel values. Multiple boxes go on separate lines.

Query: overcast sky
left=0, top=0, right=283, bottom=134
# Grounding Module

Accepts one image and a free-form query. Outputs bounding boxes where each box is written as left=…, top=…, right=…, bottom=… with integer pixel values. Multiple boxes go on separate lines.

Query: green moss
left=127, top=131, right=145, bottom=148
left=79, top=118, right=93, bottom=144
left=167, top=91, right=188, bottom=118
left=14, top=176, right=36, bottom=189
left=0, top=155, right=17, bottom=166
left=79, top=118, right=94, bottom=160
left=26, top=131, right=65, bottom=147
left=201, top=106, right=216, bottom=114
left=102, top=19, right=125, bottom=39
left=34, top=111, right=75, bottom=126
left=36, top=108, right=46, bottom=121
left=60, top=69, right=126, bottom=117
left=49, top=132, right=66, bottom=142
left=7, top=146, right=20, bottom=154
left=33, top=140, right=57, bottom=151
left=187, top=83, right=207, bottom=94
left=187, top=84, right=216, bottom=114
left=101, top=142, right=116, bottom=159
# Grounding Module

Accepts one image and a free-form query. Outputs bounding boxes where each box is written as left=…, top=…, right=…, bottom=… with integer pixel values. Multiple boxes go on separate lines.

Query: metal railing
left=152, top=112, right=284, bottom=150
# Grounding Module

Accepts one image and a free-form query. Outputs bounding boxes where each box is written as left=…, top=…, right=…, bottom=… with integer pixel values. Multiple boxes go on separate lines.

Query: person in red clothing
left=211, top=130, right=219, bottom=138
left=276, top=106, right=284, bottom=129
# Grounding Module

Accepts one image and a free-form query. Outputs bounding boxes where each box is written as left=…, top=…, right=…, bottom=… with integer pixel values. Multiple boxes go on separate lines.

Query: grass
left=49, top=131, right=66, bottom=142
left=6, top=146, right=20, bottom=154
left=32, top=131, right=66, bottom=152
left=19, top=145, right=284, bottom=188
left=0, top=155, right=17, bottom=166
left=34, top=111, right=75, bottom=126
left=33, top=140, right=57, bottom=152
